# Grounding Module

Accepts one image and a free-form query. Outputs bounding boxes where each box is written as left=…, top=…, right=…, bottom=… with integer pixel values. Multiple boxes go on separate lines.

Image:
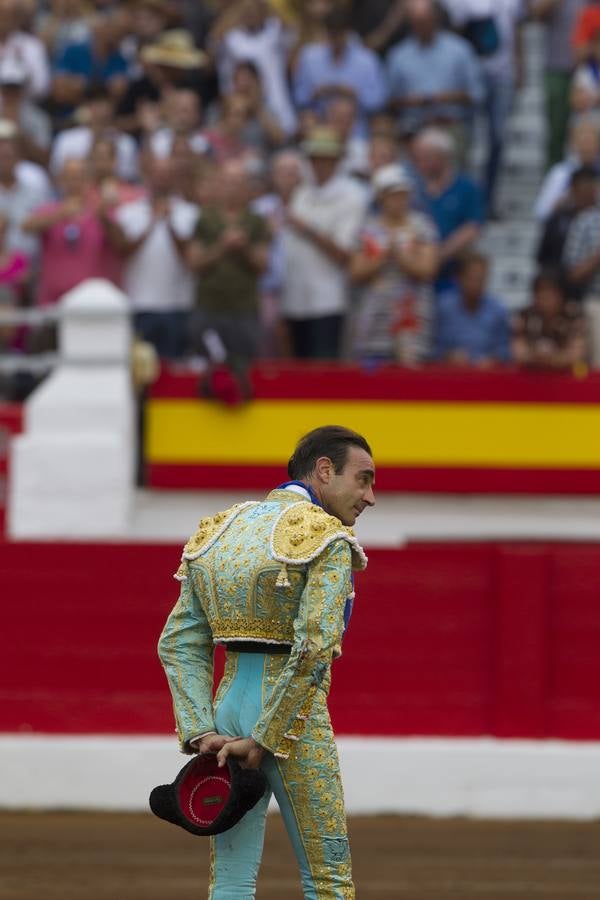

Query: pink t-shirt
left=36, top=203, right=122, bottom=306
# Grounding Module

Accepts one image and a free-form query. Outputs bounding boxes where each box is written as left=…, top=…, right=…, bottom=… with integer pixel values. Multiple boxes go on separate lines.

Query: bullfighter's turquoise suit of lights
left=157, top=484, right=367, bottom=899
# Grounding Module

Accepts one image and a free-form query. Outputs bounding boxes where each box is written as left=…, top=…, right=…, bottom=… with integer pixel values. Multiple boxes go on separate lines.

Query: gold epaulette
left=270, top=501, right=367, bottom=587
left=173, top=501, right=258, bottom=581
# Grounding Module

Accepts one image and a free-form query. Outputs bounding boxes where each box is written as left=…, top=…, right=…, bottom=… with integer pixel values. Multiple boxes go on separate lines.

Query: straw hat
left=301, top=126, right=344, bottom=158
left=140, top=29, right=207, bottom=69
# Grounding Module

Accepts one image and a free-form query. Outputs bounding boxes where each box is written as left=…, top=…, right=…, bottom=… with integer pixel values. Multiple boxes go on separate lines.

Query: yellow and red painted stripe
left=147, top=364, right=600, bottom=494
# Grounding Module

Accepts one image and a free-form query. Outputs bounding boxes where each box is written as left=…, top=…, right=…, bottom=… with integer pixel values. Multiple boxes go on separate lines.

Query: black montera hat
left=149, top=754, right=267, bottom=836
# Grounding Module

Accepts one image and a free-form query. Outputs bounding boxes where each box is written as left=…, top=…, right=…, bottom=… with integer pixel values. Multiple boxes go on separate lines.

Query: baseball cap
left=372, top=163, right=413, bottom=195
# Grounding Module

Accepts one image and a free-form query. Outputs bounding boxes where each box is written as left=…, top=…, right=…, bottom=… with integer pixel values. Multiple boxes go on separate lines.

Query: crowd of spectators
left=1, top=0, right=600, bottom=401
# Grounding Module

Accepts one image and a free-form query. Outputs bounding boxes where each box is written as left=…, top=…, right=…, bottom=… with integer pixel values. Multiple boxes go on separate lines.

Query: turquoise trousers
left=209, top=651, right=354, bottom=899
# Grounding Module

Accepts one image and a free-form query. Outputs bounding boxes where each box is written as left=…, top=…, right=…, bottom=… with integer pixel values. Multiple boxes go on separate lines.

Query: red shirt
left=572, top=6, right=600, bottom=49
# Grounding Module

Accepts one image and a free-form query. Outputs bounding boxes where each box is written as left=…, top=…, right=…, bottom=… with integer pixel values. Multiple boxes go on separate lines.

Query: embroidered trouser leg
left=209, top=652, right=354, bottom=900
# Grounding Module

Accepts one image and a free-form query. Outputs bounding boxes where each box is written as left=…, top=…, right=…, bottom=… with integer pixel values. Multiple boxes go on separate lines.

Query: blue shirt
left=415, top=172, right=484, bottom=286
left=433, top=287, right=511, bottom=363
left=386, top=31, right=484, bottom=131
left=293, top=35, right=388, bottom=136
left=54, top=40, right=128, bottom=84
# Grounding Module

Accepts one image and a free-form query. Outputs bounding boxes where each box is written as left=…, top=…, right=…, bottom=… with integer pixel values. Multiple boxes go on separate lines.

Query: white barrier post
left=8, top=279, right=135, bottom=538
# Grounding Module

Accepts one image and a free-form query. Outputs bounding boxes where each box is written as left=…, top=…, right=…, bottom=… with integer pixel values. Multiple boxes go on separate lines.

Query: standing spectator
left=293, top=9, right=388, bottom=137
left=147, top=85, right=209, bottom=158
left=22, top=157, right=122, bottom=307
left=512, top=270, right=587, bottom=370
left=442, top=0, right=526, bottom=217
left=531, top=0, right=585, bottom=168
left=536, top=166, right=599, bottom=272
left=212, top=0, right=297, bottom=136
left=252, top=148, right=305, bottom=355
left=349, top=163, right=439, bottom=365
left=50, top=11, right=129, bottom=114
left=185, top=157, right=270, bottom=377
left=412, top=126, right=485, bottom=289
left=433, top=252, right=511, bottom=366
left=108, top=156, right=199, bottom=360
left=534, top=117, right=600, bottom=221
left=570, top=27, right=600, bottom=125
left=0, top=57, right=52, bottom=166
left=0, top=209, right=30, bottom=354
left=0, top=0, right=50, bottom=100
left=563, top=182, right=600, bottom=364
left=386, top=0, right=484, bottom=153
left=0, top=120, right=52, bottom=259
left=281, top=126, right=368, bottom=358
left=50, top=84, right=139, bottom=182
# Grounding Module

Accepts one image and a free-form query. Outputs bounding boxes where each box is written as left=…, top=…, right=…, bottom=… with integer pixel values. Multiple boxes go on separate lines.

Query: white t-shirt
left=149, top=128, right=209, bottom=159
left=0, top=32, right=50, bottom=99
left=217, top=17, right=297, bottom=135
left=50, top=127, right=139, bottom=182
left=282, top=175, right=367, bottom=319
left=116, top=197, right=199, bottom=312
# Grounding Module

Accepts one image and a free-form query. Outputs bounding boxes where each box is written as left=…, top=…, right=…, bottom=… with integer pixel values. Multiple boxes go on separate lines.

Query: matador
left=158, top=424, right=376, bottom=898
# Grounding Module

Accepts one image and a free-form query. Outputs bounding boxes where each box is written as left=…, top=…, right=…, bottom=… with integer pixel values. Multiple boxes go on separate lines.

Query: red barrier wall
left=2, top=541, right=600, bottom=740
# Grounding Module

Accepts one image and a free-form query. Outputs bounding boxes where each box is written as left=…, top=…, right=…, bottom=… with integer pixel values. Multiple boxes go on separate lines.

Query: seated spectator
left=411, top=126, right=485, bottom=290
left=570, top=26, right=600, bottom=124
left=281, top=126, right=368, bottom=358
left=0, top=57, right=52, bottom=166
left=252, top=149, right=305, bottom=355
left=107, top=156, right=199, bottom=360
left=50, top=11, right=129, bottom=118
left=122, top=0, right=171, bottom=67
left=22, top=157, right=122, bottom=306
left=36, top=0, right=92, bottom=65
left=433, top=251, right=511, bottom=366
left=325, top=93, right=369, bottom=179
left=386, top=0, right=484, bottom=153
left=169, top=133, right=206, bottom=203
left=348, top=0, right=407, bottom=55
left=116, top=29, right=208, bottom=137
left=50, top=84, right=139, bottom=182
left=572, top=2, right=600, bottom=62
left=203, top=91, right=269, bottom=162
left=0, top=120, right=52, bottom=260
left=349, top=163, right=439, bottom=365
left=211, top=0, right=297, bottom=136
left=185, top=157, right=270, bottom=382
left=563, top=180, right=600, bottom=364
left=534, top=117, right=600, bottom=221
left=227, top=60, right=287, bottom=148
left=88, top=137, right=145, bottom=208
left=537, top=166, right=598, bottom=273
left=512, top=270, right=587, bottom=370
left=293, top=8, right=388, bottom=138
left=273, top=0, right=335, bottom=54
left=0, top=0, right=50, bottom=101
left=147, top=85, right=209, bottom=158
